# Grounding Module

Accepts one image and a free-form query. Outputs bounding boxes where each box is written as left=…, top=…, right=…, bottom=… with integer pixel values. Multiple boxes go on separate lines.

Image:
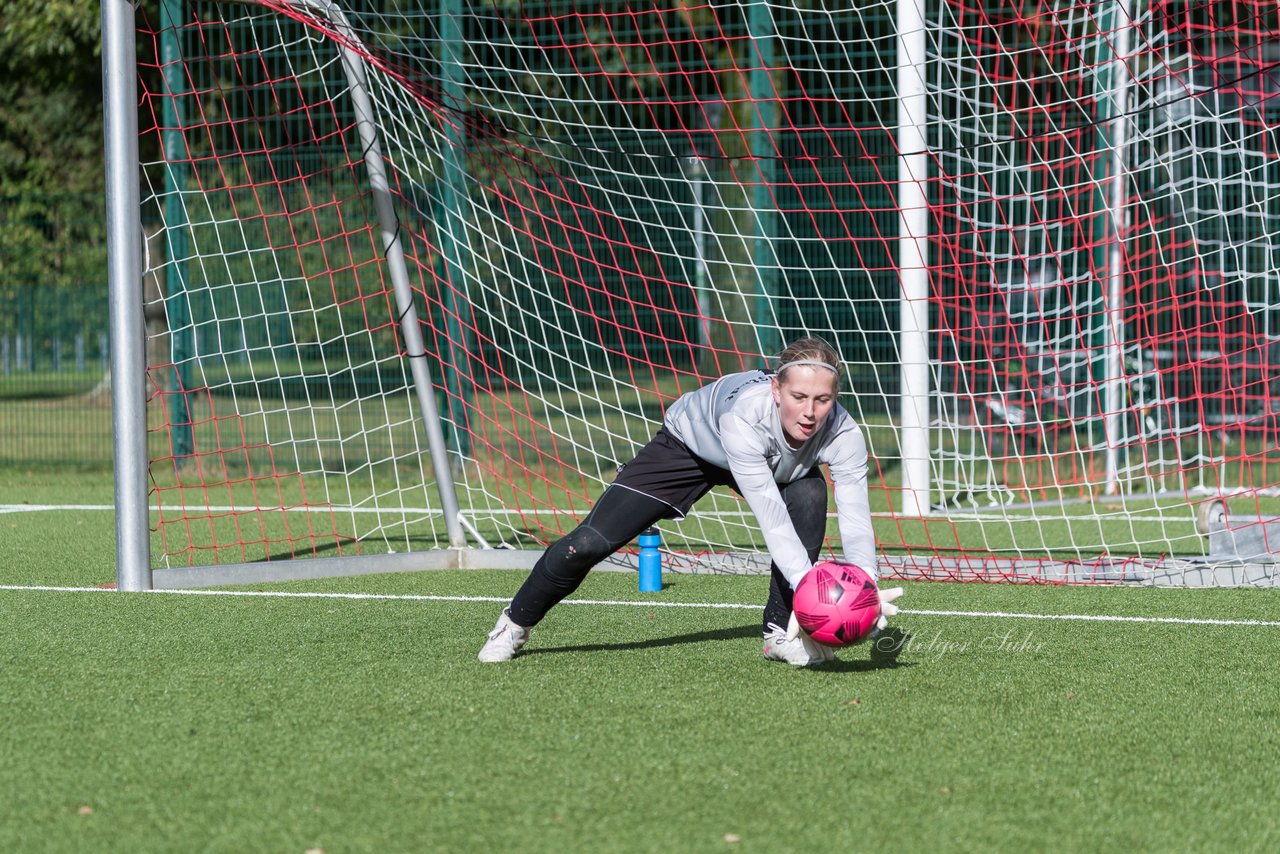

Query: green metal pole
left=437, top=0, right=474, bottom=458
left=161, top=0, right=194, bottom=461
left=749, top=0, right=780, bottom=361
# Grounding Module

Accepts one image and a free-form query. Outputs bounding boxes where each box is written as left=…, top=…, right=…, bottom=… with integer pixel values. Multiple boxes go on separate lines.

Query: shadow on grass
left=525, top=622, right=760, bottom=656
left=524, top=624, right=917, bottom=674
left=818, top=627, right=916, bottom=673
left=260, top=539, right=350, bottom=562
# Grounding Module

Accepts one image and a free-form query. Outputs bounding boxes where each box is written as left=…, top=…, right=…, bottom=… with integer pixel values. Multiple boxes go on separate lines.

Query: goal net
left=124, top=0, right=1280, bottom=586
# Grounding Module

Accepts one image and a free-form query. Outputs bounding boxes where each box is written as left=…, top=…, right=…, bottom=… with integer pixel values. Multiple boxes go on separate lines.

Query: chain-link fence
left=0, top=194, right=111, bottom=468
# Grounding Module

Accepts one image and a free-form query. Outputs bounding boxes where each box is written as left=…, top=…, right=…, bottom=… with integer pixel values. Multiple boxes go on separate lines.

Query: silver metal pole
left=1102, top=2, right=1135, bottom=495
left=897, top=0, right=931, bottom=517
left=289, top=0, right=466, bottom=546
left=103, top=0, right=152, bottom=591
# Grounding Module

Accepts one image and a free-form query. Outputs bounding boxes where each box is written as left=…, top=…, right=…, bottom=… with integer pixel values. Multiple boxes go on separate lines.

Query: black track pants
left=506, top=468, right=829, bottom=632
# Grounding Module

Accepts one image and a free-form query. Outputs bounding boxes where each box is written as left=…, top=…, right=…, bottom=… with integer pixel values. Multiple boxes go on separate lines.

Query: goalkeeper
left=478, top=336, right=902, bottom=666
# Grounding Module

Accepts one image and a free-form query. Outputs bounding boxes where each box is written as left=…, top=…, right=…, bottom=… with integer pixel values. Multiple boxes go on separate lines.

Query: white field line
left=2, top=584, right=1279, bottom=628
left=1, top=504, right=125, bottom=513
left=0, top=504, right=865, bottom=519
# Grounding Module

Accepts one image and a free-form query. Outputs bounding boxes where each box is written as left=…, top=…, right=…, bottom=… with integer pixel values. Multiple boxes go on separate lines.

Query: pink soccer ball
left=793, top=561, right=881, bottom=647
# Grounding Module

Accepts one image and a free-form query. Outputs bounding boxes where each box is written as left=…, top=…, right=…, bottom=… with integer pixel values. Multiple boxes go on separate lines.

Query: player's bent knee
left=544, top=524, right=613, bottom=579
left=783, top=475, right=828, bottom=515
left=782, top=477, right=828, bottom=556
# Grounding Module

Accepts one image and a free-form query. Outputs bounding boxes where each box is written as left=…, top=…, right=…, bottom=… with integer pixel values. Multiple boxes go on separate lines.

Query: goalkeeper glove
left=785, top=609, right=804, bottom=642
left=874, top=585, right=904, bottom=633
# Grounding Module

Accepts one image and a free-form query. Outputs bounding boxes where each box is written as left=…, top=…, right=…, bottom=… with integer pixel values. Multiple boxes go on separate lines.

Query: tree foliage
left=0, top=0, right=112, bottom=195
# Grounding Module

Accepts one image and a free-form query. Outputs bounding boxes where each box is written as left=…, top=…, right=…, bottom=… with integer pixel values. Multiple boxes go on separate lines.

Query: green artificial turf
left=4, top=473, right=1280, bottom=851
left=3, top=563, right=1280, bottom=852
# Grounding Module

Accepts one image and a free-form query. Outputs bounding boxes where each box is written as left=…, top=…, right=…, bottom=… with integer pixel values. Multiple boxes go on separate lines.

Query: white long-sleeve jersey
left=663, top=370, right=877, bottom=585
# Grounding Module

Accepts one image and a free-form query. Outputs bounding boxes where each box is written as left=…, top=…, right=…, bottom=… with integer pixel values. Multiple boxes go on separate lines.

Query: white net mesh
left=138, top=1, right=1280, bottom=582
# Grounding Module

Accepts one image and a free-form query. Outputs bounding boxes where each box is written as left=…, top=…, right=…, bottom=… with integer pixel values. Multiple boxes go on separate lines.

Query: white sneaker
left=477, top=609, right=530, bottom=663
left=762, top=623, right=836, bottom=667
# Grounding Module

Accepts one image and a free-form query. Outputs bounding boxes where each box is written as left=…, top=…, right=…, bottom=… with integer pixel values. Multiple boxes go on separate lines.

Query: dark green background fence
left=0, top=194, right=112, bottom=468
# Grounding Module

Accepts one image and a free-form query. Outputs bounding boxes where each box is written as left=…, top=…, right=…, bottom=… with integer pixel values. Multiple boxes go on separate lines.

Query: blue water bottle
left=638, top=527, right=663, bottom=592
